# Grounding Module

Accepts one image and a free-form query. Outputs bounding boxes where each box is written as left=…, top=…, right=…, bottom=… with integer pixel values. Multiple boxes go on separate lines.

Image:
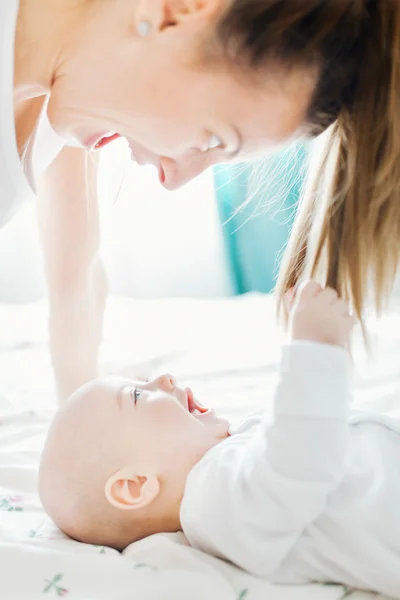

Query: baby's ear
left=105, top=467, right=160, bottom=510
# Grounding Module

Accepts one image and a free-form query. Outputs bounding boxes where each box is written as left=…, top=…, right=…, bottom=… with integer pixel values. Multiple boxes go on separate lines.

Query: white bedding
left=0, top=293, right=398, bottom=600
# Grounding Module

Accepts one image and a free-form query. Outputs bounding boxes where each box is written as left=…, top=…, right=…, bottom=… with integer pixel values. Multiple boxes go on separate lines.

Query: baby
left=39, top=282, right=400, bottom=597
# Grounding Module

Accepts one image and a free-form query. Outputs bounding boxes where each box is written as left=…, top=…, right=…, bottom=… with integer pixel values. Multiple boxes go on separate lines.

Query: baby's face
left=121, top=373, right=227, bottom=429
left=68, top=373, right=229, bottom=487
left=112, top=373, right=229, bottom=453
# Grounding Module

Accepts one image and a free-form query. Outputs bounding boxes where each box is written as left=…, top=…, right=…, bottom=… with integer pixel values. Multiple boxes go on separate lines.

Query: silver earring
left=137, top=20, right=151, bottom=37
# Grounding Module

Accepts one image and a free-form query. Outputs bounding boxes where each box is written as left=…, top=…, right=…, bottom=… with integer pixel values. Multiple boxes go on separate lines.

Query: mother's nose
left=160, top=155, right=214, bottom=190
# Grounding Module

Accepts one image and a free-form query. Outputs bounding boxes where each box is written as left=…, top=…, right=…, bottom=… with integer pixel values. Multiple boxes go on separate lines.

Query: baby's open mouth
left=186, top=388, right=209, bottom=415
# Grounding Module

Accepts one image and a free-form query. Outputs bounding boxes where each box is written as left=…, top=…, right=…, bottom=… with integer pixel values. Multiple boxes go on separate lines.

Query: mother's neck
left=14, top=0, right=92, bottom=102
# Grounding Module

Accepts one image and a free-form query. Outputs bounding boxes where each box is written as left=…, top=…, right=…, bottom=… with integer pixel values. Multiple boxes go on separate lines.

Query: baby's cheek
left=143, top=400, right=188, bottom=431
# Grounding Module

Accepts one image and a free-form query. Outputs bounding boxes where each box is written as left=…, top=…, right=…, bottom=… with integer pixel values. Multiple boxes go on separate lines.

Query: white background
left=0, top=140, right=232, bottom=303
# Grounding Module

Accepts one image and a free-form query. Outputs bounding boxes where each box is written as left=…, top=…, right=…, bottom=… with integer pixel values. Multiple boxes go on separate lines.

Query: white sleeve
left=180, top=342, right=351, bottom=578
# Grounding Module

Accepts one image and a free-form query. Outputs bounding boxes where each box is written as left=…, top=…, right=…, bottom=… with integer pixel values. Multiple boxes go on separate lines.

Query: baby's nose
left=154, top=374, right=176, bottom=391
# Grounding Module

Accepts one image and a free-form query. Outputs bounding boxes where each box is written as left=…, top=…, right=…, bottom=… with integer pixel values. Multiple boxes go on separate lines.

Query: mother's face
left=47, top=0, right=315, bottom=189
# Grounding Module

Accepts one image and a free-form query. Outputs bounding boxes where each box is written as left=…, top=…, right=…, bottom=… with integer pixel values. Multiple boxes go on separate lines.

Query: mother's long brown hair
left=216, top=0, right=400, bottom=325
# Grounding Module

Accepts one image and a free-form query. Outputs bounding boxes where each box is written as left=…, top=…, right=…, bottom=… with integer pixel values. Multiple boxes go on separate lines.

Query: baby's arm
left=264, top=281, right=354, bottom=525
left=263, top=339, right=350, bottom=532
left=181, top=282, right=354, bottom=578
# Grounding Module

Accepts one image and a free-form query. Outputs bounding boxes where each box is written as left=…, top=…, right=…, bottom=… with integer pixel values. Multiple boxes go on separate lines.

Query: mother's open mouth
left=86, top=133, right=121, bottom=152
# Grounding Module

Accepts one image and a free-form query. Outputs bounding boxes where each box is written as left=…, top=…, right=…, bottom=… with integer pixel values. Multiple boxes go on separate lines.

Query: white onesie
left=180, top=342, right=400, bottom=598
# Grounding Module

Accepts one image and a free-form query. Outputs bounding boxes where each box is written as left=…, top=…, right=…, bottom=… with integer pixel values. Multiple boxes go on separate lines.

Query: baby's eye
left=131, top=388, right=143, bottom=405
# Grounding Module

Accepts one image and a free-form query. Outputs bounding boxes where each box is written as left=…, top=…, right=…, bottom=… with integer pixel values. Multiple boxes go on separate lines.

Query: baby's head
left=39, top=374, right=229, bottom=550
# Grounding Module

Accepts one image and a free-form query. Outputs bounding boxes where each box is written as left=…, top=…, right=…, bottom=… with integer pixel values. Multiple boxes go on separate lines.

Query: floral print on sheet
left=43, top=574, right=68, bottom=597
left=28, top=529, right=64, bottom=542
left=0, top=495, right=24, bottom=512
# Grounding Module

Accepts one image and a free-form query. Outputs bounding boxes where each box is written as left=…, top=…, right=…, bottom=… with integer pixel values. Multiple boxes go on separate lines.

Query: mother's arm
left=37, top=146, right=108, bottom=401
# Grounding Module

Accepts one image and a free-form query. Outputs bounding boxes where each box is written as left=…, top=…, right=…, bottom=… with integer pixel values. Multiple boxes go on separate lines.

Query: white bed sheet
left=0, top=293, right=398, bottom=600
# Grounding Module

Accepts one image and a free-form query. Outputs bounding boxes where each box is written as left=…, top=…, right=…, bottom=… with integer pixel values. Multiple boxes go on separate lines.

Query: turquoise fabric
left=214, top=143, right=309, bottom=294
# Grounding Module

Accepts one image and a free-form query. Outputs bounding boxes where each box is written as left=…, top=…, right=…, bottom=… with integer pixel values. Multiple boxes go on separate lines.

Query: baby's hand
left=288, top=281, right=355, bottom=347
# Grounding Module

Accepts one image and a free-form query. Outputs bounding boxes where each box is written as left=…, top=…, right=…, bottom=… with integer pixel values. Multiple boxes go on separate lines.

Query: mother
left=5, top=0, right=397, bottom=397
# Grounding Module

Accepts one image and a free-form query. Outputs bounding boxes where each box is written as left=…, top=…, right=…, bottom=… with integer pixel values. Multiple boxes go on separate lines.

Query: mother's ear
left=135, top=0, right=224, bottom=37
left=105, top=467, right=160, bottom=510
